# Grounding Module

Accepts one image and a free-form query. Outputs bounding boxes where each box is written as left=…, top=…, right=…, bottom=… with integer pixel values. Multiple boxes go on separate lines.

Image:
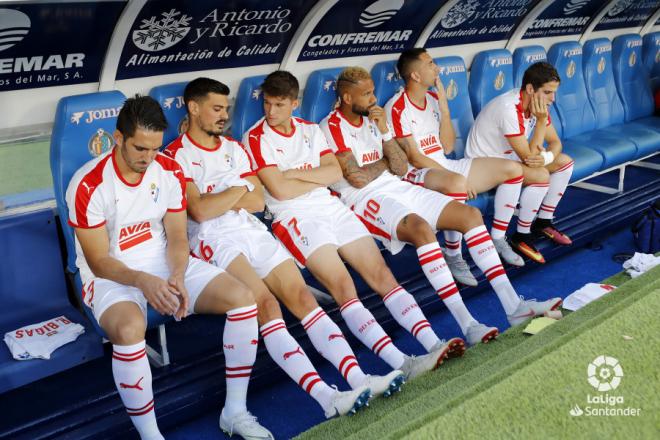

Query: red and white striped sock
left=260, top=319, right=334, bottom=411
left=302, top=307, right=367, bottom=389
left=443, top=192, right=467, bottom=256
left=491, top=175, right=523, bottom=239
left=517, top=184, right=549, bottom=233
left=340, top=299, right=405, bottom=369
left=112, top=341, right=163, bottom=440
left=383, top=285, right=441, bottom=352
left=464, top=226, right=521, bottom=314
left=223, top=304, right=259, bottom=419
left=538, top=161, right=573, bottom=220
left=417, top=242, right=476, bottom=334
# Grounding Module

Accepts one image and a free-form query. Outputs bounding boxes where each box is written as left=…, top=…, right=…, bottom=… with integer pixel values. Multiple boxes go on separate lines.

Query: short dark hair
left=261, top=70, right=299, bottom=100
left=183, top=77, right=230, bottom=113
left=116, top=95, right=167, bottom=138
left=521, top=62, right=561, bottom=90
left=397, top=47, right=427, bottom=80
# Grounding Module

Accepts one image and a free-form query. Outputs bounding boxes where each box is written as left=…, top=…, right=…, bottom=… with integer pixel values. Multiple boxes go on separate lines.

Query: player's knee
left=504, top=160, right=523, bottom=179
left=328, top=274, right=357, bottom=304
left=526, top=167, right=550, bottom=184
left=447, top=173, right=467, bottom=193
left=292, top=282, right=319, bottom=314
left=109, top=320, right=146, bottom=345
left=462, top=204, right=484, bottom=230
left=256, top=292, right=281, bottom=322
left=227, top=283, right=256, bottom=310
left=407, top=215, right=436, bottom=241
left=556, top=153, right=572, bottom=168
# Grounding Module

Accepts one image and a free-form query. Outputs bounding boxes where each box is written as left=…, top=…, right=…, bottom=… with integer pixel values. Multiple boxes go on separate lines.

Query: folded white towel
left=4, top=316, right=85, bottom=360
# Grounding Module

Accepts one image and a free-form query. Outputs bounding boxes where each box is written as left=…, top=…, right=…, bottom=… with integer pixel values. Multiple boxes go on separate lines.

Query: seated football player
left=245, top=70, right=465, bottom=375
left=321, top=67, right=562, bottom=343
left=466, top=61, right=574, bottom=263
left=385, top=48, right=525, bottom=287
left=165, top=78, right=379, bottom=423
left=66, top=96, right=262, bottom=440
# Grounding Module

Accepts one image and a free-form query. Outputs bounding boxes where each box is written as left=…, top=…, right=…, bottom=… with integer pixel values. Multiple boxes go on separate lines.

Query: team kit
left=66, top=48, right=571, bottom=439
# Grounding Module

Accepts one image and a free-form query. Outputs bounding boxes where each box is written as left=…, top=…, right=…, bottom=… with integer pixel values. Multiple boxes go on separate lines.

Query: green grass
left=0, top=139, right=52, bottom=197
left=297, top=267, right=660, bottom=440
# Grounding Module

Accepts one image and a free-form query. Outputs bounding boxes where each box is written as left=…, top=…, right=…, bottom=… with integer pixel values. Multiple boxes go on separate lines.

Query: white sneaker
left=507, top=296, right=563, bottom=326
left=219, top=410, right=274, bottom=440
left=362, top=370, right=405, bottom=398
left=444, top=252, right=478, bottom=286
left=464, top=321, right=499, bottom=346
left=324, top=385, right=371, bottom=419
left=399, top=350, right=444, bottom=381
left=493, top=237, right=525, bottom=267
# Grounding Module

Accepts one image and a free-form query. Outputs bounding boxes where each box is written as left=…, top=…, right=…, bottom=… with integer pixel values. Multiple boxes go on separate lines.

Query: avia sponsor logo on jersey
left=419, top=135, right=442, bottom=155
left=118, top=221, right=153, bottom=251
left=362, top=149, right=381, bottom=164
left=490, top=57, right=512, bottom=67
left=71, top=106, right=122, bottom=125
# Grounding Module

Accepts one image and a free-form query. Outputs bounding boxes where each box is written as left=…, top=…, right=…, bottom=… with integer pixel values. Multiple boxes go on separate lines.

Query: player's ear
left=410, top=70, right=421, bottom=83
left=291, top=98, right=300, bottom=110
left=342, top=90, right=352, bottom=105
left=113, top=130, right=124, bottom=147
left=525, top=84, right=535, bottom=96
left=187, top=99, right=199, bottom=116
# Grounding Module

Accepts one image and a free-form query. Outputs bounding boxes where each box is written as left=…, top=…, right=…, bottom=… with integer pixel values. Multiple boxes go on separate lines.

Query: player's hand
left=368, top=105, right=389, bottom=134
left=466, top=185, right=478, bottom=200
left=524, top=154, right=545, bottom=168
left=435, top=77, right=450, bottom=112
left=168, top=274, right=190, bottom=320
left=531, top=94, right=548, bottom=122
left=135, top=272, right=180, bottom=315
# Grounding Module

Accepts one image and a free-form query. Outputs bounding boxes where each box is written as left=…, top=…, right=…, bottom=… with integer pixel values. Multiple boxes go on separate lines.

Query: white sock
left=517, top=184, right=549, bottom=233
left=223, top=304, right=259, bottom=419
left=302, top=307, right=367, bottom=389
left=491, top=175, right=523, bottom=239
left=417, top=243, right=477, bottom=334
left=464, top=226, right=521, bottom=314
left=260, top=319, right=334, bottom=411
left=383, top=285, right=441, bottom=352
left=340, top=299, right=405, bottom=369
left=112, top=341, right=163, bottom=440
left=538, top=161, right=573, bottom=220
left=443, top=192, right=467, bottom=256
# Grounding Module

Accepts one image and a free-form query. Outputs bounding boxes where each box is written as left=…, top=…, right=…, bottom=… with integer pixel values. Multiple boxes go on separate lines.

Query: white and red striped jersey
left=385, top=89, right=450, bottom=168
left=320, top=109, right=399, bottom=201
left=165, top=133, right=264, bottom=240
left=466, top=89, right=552, bottom=161
left=66, top=148, right=186, bottom=283
left=243, top=116, right=337, bottom=217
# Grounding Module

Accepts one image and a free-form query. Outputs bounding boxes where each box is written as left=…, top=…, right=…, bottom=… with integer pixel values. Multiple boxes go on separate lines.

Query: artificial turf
left=297, top=265, right=660, bottom=440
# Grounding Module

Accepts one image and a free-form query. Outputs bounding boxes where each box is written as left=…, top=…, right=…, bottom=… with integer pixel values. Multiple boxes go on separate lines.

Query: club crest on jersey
left=224, top=153, right=235, bottom=168
left=303, top=134, right=311, bottom=149
left=368, top=124, right=378, bottom=138
left=150, top=183, right=160, bottom=203
left=432, top=110, right=440, bottom=121
left=118, top=221, right=152, bottom=251
left=88, top=128, right=114, bottom=157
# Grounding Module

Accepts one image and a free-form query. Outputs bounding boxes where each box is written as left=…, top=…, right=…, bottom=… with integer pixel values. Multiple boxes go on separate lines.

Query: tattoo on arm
left=338, top=152, right=389, bottom=188
left=382, top=139, right=409, bottom=176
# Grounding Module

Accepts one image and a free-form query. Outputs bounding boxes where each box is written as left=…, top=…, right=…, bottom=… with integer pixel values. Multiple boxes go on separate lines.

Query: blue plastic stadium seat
left=149, top=81, right=188, bottom=147
left=612, top=34, right=659, bottom=132
left=512, top=45, right=548, bottom=88
left=301, top=67, right=344, bottom=123
left=643, top=31, right=660, bottom=91
left=435, top=56, right=472, bottom=159
left=0, top=209, right=103, bottom=393
left=50, top=91, right=172, bottom=337
left=469, top=49, right=514, bottom=116
left=371, top=60, right=403, bottom=106
left=583, top=38, right=659, bottom=159
left=548, top=41, right=638, bottom=169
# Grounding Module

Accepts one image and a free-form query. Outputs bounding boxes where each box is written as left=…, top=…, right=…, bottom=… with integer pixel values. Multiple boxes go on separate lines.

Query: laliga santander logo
left=359, top=0, right=404, bottom=29
left=563, top=0, right=589, bottom=16
left=0, top=9, right=31, bottom=52
left=587, top=355, right=623, bottom=392
left=441, top=0, right=479, bottom=29
left=133, top=9, right=191, bottom=52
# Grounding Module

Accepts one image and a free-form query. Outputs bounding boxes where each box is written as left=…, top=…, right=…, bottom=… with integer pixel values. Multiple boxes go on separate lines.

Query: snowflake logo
left=441, top=0, right=479, bottom=29
left=133, top=9, right=191, bottom=52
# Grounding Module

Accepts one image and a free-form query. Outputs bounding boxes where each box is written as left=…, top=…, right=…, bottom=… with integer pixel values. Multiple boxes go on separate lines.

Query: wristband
left=381, top=130, right=393, bottom=142
left=540, top=150, right=554, bottom=165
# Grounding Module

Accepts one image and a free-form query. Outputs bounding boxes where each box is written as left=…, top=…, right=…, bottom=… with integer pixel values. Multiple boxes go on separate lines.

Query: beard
left=199, top=116, right=226, bottom=136
left=352, top=103, right=371, bottom=117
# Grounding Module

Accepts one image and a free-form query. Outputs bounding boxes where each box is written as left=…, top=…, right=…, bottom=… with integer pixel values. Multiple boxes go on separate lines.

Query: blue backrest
left=547, top=41, right=596, bottom=138
left=301, top=67, right=343, bottom=123
left=435, top=56, right=472, bottom=159
left=612, top=34, right=654, bottom=122
left=513, top=45, right=547, bottom=88
left=371, top=60, right=403, bottom=106
left=469, top=49, right=514, bottom=116
left=50, top=91, right=126, bottom=273
left=643, top=31, right=660, bottom=91
left=582, top=38, right=626, bottom=128
left=149, top=82, right=188, bottom=147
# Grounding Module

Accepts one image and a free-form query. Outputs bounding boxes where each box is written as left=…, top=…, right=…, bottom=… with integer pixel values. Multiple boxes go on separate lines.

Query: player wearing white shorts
left=385, top=48, right=526, bottom=286
left=165, top=78, right=377, bottom=422
left=321, top=67, right=562, bottom=344
left=66, top=96, right=263, bottom=440
left=466, top=62, right=574, bottom=263
left=246, top=71, right=462, bottom=379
